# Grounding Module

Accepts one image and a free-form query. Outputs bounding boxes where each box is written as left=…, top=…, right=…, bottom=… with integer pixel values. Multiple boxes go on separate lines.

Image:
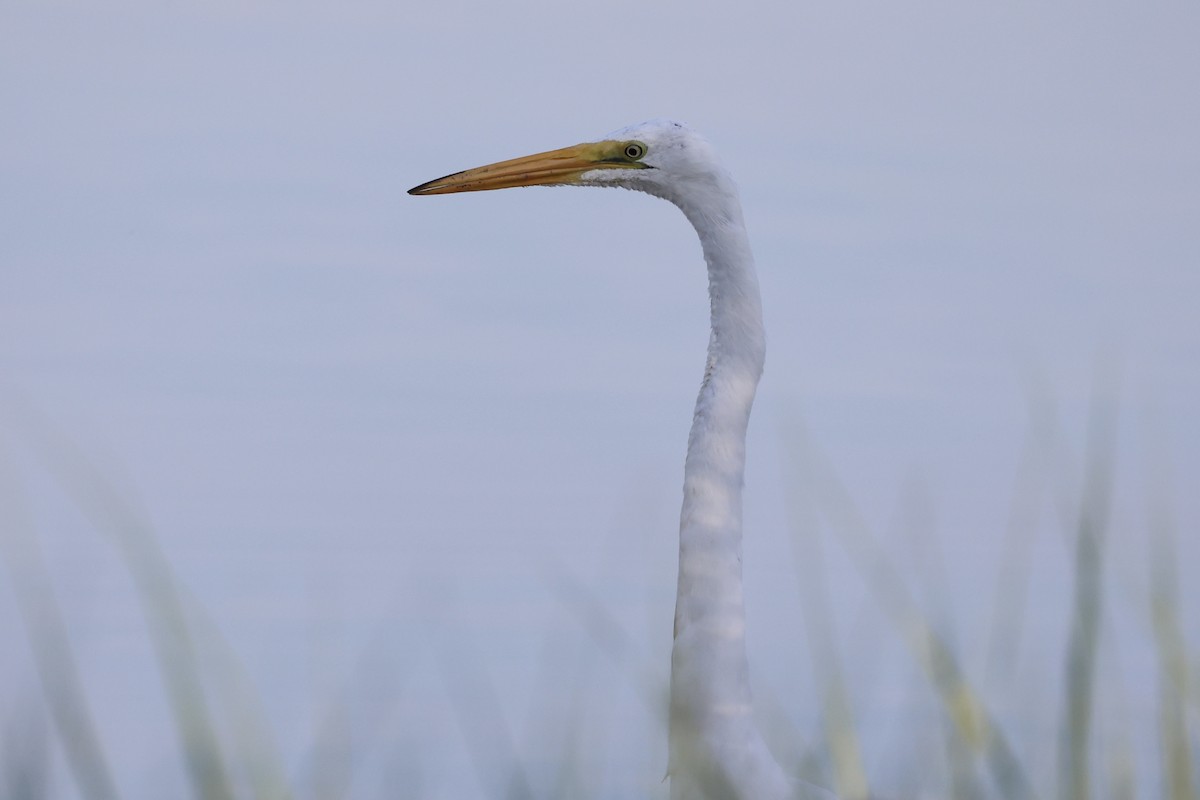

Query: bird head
left=408, top=119, right=725, bottom=201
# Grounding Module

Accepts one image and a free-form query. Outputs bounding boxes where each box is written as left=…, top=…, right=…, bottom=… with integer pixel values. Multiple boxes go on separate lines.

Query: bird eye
left=624, top=142, right=646, bottom=160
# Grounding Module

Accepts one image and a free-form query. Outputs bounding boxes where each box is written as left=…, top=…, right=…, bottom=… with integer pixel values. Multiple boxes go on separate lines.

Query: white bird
left=411, top=120, right=805, bottom=799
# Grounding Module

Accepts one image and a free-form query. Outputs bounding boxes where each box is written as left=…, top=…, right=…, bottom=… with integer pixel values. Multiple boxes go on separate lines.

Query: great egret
left=411, top=120, right=799, bottom=799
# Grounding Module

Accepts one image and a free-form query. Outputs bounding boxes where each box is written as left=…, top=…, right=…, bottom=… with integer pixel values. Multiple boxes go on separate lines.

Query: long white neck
left=667, top=181, right=791, bottom=799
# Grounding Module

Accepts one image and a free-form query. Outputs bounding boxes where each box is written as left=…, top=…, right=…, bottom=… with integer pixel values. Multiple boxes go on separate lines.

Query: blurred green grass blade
left=184, top=594, right=293, bottom=800
left=550, top=571, right=669, bottom=731
left=895, top=478, right=986, bottom=800
left=1152, top=556, right=1195, bottom=800
left=1059, top=514, right=1103, bottom=800
left=787, top=421, right=1035, bottom=800
left=983, top=377, right=1056, bottom=693
left=943, top=721, right=984, bottom=800
left=435, top=636, right=535, bottom=800
left=1108, top=736, right=1136, bottom=800
left=519, top=624, right=619, bottom=800
left=2, top=705, right=51, bottom=800
left=780, top=425, right=869, bottom=800
left=1058, top=369, right=1118, bottom=800
left=0, top=443, right=121, bottom=800
left=8, top=400, right=235, bottom=800
left=299, top=600, right=419, bottom=800
left=820, top=680, right=867, bottom=800
left=538, top=642, right=603, bottom=800
left=1144, top=420, right=1196, bottom=800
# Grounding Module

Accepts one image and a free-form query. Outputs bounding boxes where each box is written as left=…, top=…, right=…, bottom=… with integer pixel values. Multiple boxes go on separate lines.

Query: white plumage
left=412, top=120, right=809, bottom=799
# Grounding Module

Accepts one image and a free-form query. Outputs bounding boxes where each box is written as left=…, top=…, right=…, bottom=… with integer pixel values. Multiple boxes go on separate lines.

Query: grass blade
left=0, top=441, right=121, bottom=800
left=7, top=399, right=234, bottom=800
left=786, top=421, right=1035, bottom=800
left=1058, top=369, right=1118, bottom=800
left=780, top=424, right=868, bottom=800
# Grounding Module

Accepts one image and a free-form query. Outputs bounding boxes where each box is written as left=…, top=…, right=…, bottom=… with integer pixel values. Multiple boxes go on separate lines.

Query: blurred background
left=2, top=1, right=1198, bottom=797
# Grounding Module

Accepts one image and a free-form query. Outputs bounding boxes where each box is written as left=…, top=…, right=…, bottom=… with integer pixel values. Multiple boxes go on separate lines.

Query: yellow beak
left=408, top=141, right=645, bottom=195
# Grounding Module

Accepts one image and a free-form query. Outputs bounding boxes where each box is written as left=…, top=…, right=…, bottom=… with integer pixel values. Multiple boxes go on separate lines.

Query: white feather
left=584, top=120, right=794, bottom=799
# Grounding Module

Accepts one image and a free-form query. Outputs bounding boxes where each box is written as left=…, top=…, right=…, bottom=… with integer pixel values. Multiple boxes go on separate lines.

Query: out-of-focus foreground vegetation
left=2, top=380, right=1197, bottom=800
